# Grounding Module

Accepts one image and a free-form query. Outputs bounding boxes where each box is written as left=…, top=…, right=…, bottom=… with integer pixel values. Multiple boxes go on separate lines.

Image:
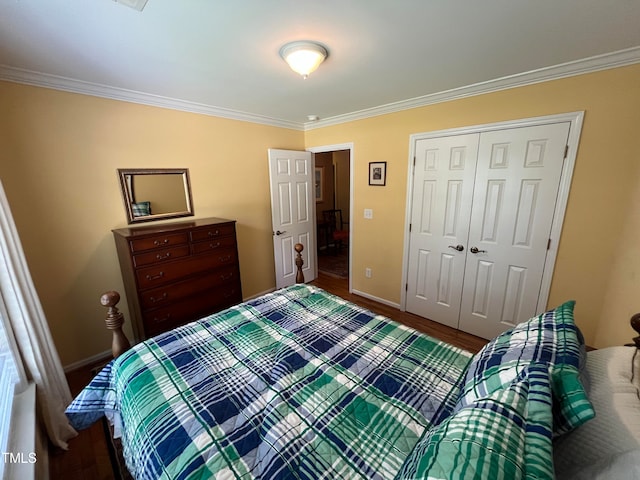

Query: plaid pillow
left=398, top=366, right=554, bottom=480
left=455, top=300, right=594, bottom=436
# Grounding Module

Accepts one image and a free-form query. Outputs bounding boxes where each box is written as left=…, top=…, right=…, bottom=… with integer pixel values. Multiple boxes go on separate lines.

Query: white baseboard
left=63, top=349, right=112, bottom=373
left=351, top=289, right=401, bottom=309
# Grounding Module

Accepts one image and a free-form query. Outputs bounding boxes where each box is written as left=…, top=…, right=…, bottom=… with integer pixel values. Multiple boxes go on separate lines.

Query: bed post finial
left=294, top=243, right=305, bottom=283
left=100, top=290, right=131, bottom=358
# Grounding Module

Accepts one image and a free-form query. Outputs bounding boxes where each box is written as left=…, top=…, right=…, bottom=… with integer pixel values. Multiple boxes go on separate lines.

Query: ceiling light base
left=113, top=0, right=148, bottom=11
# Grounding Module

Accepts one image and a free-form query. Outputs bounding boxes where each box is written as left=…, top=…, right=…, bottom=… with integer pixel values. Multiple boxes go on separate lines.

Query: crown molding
left=1, top=46, right=638, bottom=132
left=0, top=65, right=303, bottom=131
left=304, top=46, right=640, bottom=130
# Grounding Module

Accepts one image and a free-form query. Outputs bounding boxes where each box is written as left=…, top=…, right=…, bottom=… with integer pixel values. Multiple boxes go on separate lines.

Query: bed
left=66, top=250, right=640, bottom=479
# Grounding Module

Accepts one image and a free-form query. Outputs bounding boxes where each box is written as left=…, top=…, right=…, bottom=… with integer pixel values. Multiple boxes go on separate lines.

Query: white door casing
left=405, top=134, right=479, bottom=328
left=268, top=149, right=316, bottom=289
left=403, top=112, right=583, bottom=339
left=459, top=122, right=571, bottom=339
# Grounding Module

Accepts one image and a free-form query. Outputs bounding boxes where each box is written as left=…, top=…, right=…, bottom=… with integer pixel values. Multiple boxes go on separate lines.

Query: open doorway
left=312, top=148, right=351, bottom=282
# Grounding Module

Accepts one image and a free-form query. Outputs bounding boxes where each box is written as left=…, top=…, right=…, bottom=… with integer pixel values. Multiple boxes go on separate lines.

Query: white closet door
left=405, top=134, right=479, bottom=328
left=458, top=122, right=571, bottom=339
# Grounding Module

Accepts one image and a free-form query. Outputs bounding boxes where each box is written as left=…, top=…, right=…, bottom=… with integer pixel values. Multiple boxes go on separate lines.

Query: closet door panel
left=459, top=122, right=571, bottom=339
left=406, top=134, right=479, bottom=328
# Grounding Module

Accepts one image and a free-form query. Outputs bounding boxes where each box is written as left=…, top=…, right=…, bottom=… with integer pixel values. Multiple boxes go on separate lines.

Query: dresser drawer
left=132, top=245, right=190, bottom=268
left=139, top=266, right=240, bottom=309
left=190, top=223, right=235, bottom=242
left=135, top=248, right=238, bottom=289
left=142, top=284, right=242, bottom=337
left=191, top=235, right=237, bottom=255
left=129, top=233, right=189, bottom=253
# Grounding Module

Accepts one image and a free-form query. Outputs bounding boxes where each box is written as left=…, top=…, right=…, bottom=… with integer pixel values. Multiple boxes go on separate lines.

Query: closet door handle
left=470, top=247, right=487, bottom=254
left=448, top=244, right=464, bottom=252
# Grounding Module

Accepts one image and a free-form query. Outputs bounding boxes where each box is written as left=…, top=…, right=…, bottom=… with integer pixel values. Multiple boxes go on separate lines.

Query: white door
left=459, top=122, right=570, bottom=338
left=406, top=121, right=571, bottom=338
left=268, top=149, right=316, bottom=289
left=405, top=134, right=479, bottom=328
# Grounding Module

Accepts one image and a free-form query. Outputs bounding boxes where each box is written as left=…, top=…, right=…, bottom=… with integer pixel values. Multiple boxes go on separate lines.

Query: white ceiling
left=1, top=0, right=639, bottom=130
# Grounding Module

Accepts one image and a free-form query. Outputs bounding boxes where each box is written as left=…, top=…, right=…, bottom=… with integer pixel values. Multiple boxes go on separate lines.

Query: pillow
left=397, top=366, right=554, bottom=480
left=132, top=201, right=151, bottom=217
left=554, top=347, right=640, bottom=479
left=455, top=300, right=594, bottom=436
left=567, top=449, right=640, bottom=480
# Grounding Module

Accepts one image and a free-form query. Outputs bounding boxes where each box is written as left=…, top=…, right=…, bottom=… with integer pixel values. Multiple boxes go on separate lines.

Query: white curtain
left=0, top=181, right=77, bottom=449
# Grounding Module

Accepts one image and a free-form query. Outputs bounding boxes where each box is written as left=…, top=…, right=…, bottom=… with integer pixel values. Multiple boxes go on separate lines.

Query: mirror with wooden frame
left=117, top=168, right=194, bottom=224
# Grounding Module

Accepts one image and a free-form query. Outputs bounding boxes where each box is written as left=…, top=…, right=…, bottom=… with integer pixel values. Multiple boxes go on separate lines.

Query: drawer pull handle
left=149, top=293, right=168, bottom=303
left=219, top=255, right=232, bottom=262
left=153, top=239, right=170, bottom=246
left=209, top=242, right=221, bottom=249
left=153, top=313, right=172, bottom=324
left=145, top=272, right=165, bottom=281
left=220, top=273, right=234, bottom=281
left=224, top=290, right=236, bottom=299
left=208, top=230, right=220, bottom=237
left=156, top=252, right=171, bottom=260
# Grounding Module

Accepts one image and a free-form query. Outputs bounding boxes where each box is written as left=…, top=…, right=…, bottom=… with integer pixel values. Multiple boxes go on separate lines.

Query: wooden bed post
left=630, top=313, right=640, bottom=349
left=295, top=243, right=305, bottom=283
left=100, top=290, right=131, bottom=359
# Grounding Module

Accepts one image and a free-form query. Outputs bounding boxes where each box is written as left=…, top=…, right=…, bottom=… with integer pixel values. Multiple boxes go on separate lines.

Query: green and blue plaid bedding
left=66, top=284, right=473, bottom=480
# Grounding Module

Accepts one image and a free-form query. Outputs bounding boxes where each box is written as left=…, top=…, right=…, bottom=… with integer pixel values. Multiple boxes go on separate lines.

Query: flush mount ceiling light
left=279, top=41, right=328, bottom=79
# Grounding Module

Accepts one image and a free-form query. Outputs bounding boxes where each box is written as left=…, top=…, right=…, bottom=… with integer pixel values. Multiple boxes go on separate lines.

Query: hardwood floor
left=50, top=273, right=488, bottom=479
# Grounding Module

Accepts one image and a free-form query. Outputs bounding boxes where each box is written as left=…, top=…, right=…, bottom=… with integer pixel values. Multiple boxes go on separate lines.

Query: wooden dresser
left=112, top=217, right=242, bottom=340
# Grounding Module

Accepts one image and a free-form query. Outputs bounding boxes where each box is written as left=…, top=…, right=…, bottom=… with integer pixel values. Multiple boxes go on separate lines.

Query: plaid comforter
left=66, top=285, right=472, bottom=480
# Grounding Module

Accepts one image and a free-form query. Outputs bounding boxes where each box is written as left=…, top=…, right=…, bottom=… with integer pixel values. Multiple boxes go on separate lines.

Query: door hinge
left=405, top=283, right=409, bottom=292
left=409, top=223, right=412, bottom=232
left=564, top=145, right=569, bottom=159
left=547, top=238, right=552, bottom=250
left=413, top=156, right=416, bottom=167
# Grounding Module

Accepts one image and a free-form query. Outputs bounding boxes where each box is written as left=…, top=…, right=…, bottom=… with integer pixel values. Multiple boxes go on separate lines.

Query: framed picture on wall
left=369, top=162, right=387, bottom=186
left=315, top=167, right=324, bottom=202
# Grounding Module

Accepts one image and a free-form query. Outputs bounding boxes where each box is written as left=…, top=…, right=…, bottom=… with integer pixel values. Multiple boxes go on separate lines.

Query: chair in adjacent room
left=322, top=209, right=349, bottom=253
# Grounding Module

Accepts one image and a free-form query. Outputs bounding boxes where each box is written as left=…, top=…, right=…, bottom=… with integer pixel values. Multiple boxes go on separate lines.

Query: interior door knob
left=448, top=244, right=464, bottom=252
left=275, top=230, right=287, bottom=236
left=470, top=247, right=487, bottom=254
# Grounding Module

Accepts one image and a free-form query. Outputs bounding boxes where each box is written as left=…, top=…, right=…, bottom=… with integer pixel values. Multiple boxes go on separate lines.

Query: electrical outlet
left=365, top=268, right=372, bottom=278
left=364, top=208, right=373, bottom=219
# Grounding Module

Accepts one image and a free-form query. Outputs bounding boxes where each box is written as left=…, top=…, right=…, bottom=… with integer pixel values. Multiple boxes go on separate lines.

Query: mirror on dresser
left=117, top=168, right=194, bottom=224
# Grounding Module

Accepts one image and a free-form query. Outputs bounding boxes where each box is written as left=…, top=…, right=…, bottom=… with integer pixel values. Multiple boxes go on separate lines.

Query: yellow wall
left=1, top=64, right=639, bottom=367
left=305, top=64, right=640, bottom=349
left=0, top=81, right=304, bottom=366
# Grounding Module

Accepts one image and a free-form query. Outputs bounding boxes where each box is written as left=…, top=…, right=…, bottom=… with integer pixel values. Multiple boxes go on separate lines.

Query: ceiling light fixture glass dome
left=279, top=41, right=328, bottom=79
